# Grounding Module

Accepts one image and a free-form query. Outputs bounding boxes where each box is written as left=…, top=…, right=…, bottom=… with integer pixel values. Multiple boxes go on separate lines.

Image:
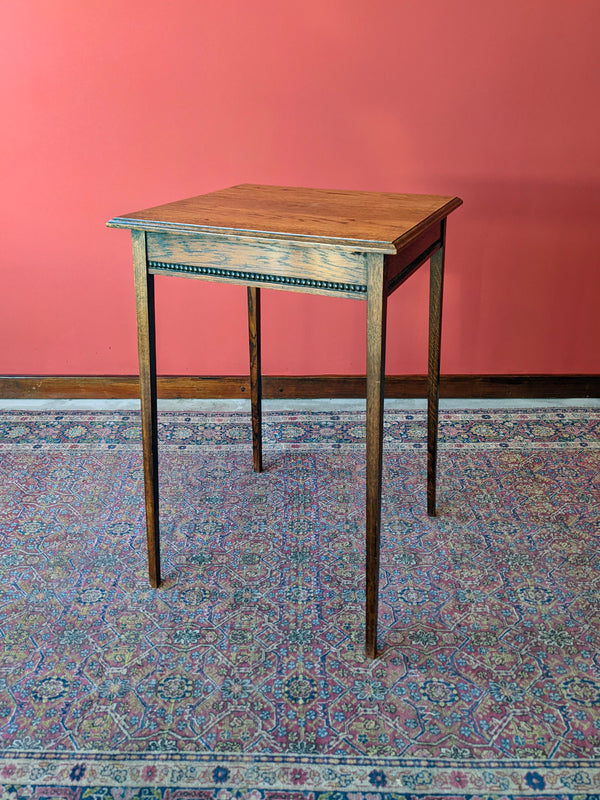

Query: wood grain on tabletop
left=109, top=184, right=462, bottom=251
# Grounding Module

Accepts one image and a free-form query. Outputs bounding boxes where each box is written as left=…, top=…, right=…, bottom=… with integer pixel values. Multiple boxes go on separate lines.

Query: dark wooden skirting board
left=0, top=375, right=598, bottom=399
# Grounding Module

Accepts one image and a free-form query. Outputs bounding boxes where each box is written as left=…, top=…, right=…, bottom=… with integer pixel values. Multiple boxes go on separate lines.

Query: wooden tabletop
left=108, top=184, right=462, bottom=253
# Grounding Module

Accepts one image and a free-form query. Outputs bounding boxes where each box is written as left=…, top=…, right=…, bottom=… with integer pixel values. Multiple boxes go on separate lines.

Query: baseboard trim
left=0, top=374, right=598, bottom=400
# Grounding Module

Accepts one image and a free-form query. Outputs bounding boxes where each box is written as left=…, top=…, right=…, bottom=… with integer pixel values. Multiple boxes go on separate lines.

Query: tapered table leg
left=248, top=286, right=263, bottom=473
left=365, top=255, right=387, bottom=659
left=132, top=230, right=161, bottom=587
left=427, top=221, right=446, bottom=517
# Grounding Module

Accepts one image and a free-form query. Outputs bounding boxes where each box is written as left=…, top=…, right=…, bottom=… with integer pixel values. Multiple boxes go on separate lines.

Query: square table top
left=108, top=184, right=462, bottom=253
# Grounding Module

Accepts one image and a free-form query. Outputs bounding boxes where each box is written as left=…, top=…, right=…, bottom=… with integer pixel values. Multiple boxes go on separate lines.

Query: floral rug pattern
left=0, top=407, right=599, bottom=797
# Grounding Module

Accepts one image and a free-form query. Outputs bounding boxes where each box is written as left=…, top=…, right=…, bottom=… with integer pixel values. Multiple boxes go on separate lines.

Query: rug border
left=2, top=752, right=600, bottom=794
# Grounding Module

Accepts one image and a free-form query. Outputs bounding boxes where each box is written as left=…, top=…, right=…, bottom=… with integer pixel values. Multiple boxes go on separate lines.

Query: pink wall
left=2, top=0, right=599, bottom=377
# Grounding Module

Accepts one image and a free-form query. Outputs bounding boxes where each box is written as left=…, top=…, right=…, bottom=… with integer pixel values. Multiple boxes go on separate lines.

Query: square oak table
left=108, top=184, right=462, bottom=658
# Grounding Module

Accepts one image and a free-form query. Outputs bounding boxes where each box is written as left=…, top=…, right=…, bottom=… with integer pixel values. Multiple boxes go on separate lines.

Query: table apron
left=145, top=232, right=371, bottom=298
left=385, top=224, right=443, bottom=295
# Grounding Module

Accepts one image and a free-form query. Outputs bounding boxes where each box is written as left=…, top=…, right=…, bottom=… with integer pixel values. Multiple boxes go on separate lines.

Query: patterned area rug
left=0, top=406, right=599, bottom=799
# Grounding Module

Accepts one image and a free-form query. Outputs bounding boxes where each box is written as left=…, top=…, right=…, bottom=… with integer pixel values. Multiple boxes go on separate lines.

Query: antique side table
left=108, top=184, right=462, bottom=658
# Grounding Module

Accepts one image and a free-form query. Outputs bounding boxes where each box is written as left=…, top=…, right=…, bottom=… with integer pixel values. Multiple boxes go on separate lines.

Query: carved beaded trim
left=148, top=260, right=367, bottom=294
